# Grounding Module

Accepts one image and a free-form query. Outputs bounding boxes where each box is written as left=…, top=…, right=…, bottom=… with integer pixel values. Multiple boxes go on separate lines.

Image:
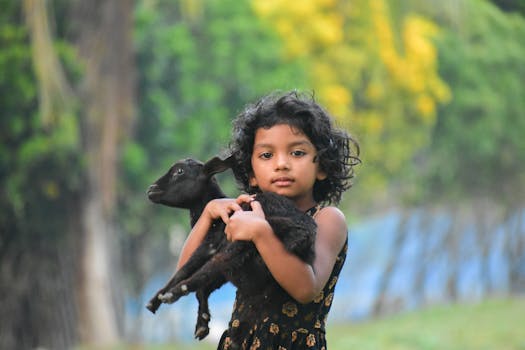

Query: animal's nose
left=147, top=184, right=160, bottom=196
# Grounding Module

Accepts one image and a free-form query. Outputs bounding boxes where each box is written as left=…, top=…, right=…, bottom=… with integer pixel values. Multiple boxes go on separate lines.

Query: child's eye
left=259, top=152, right=273, bottom=159
left=291, top=150, right=306, bottom=157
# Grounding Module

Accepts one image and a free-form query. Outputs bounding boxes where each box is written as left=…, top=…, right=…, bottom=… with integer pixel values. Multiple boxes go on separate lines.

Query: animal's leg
left=159, top=252, right=231, bottom=304
left=146, top=242, right=218, bottom=313
left=194, top=275, right=227, bottom=340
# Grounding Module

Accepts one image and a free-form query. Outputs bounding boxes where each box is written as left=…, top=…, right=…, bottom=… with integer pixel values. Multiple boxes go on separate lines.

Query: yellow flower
left=223, top=336, right=232, bottom=350
left=328, top=276, right=338, bottom=289
left=232, top=319, right=240, bottom=328
left=313, top=291, right=324, bottom=303
left=250, top=337, right=261, bottom=350
left=282, top=302, right=298, bottom=317
left=307, top=333, right=316, bottom=347
left=325, top=293, right=334, bottom=307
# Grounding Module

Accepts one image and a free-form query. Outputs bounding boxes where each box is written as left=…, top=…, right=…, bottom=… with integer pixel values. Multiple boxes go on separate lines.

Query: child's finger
left=250, top=200, right=266, bottom=218
left=236, top=194, right=254, bottom=204
left=229, top=202, right=243, bottom=212
left=220, top=212, right=230, bottom=224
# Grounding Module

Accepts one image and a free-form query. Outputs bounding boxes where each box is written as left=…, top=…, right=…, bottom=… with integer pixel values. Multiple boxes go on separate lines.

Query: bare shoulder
left=315, top=206, right=348, bottom=250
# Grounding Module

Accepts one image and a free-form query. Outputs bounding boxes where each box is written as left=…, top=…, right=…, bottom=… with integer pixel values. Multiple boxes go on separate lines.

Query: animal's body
left=145, top=156, right=316, bottom=340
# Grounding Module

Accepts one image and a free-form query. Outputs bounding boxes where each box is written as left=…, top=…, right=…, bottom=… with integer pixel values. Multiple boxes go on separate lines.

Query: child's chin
left=272, top=189, right=296, bottom=199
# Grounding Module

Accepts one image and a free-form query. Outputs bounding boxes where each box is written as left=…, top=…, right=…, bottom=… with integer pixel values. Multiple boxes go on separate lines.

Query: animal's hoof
left=195, top=326, right=209, bottom=340
left=146, top=298, right=161, bottom=313
left=145, top=302, right=156, bottom=313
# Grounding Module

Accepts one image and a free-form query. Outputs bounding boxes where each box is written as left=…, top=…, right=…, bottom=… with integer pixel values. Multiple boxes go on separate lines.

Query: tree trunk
left=504, top=207, right=525, bottom=294
left=0, top=215, right=79, bottom=350
left=69, top=0, right=136, bottom=345
left=473, top=199, right=500, bottom=296
left=411, top=209, right=434, bottom=307
left=372, top=211, right=409, bottom=316
left=443, top=207, right=463, bottom=302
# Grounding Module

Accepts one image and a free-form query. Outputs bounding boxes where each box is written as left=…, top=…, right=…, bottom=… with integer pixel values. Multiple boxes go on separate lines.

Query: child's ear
left=249, top=174, right=258, bottom=187
left=316, top=170, right=327, bottom=181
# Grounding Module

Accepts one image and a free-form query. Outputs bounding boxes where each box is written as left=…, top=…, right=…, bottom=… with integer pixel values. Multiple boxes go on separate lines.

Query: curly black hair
left=228, top=90, right=360, bottom=205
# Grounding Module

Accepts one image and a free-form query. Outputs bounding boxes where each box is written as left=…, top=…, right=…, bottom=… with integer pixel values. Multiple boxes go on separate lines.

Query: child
left=176, top=91, right=360, bottom=349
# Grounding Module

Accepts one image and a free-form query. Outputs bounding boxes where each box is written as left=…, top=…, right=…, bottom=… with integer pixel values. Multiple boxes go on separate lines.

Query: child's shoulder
left=315, top=206, right=348, bottom=247
left=316, top=206, right=346, bottom=225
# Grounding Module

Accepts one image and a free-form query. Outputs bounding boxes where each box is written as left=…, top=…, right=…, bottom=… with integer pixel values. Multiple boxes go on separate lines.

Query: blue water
left=127, top=208, right=525, bottom=343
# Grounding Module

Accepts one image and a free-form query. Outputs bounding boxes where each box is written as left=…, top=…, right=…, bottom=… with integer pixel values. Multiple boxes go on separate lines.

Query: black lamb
left=145, top=155, right=317, bottom=341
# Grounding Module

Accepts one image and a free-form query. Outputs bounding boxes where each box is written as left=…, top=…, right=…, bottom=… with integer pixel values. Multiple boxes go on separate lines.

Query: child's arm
left=225, top=201, right=348, bottom=303
left=176, top=195, right=253, bottom=269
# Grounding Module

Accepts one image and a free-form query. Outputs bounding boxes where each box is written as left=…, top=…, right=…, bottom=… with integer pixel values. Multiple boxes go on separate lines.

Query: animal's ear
left=202, top=154, right=234, bottom=178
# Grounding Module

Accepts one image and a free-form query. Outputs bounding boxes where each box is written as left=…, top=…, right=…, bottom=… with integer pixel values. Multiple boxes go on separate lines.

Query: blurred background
left=1, top=0, right=524, bottom=349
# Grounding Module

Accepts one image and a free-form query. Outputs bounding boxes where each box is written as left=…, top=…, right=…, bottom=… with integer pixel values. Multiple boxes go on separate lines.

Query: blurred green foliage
left=421, top=0, right=525, bottom=203
left=118, top=0, right=308, bottom=293
left=121, top=0, right=306, bottom=232
left=0, top=1, right=83, bottom=235
left=1, top=0, right=525, bottom=345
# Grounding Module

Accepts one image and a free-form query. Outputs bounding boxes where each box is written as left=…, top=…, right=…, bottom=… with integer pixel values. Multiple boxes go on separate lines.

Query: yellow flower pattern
left=249, top=337, right=261, bottom=350
left=217, top=238, right=348, bottom=350
left=282, top=302, right=299, bottom=317
left=291, top=331, right=297, bottom=342
left=328, top=276, right=338, bottom=289
left=324, top=293, right=334, bottom=307
left=313, top=290, right=324, bottom=303
left=223, top=336, right=232, bottom=350
left=307, top=333, right=316, bottom=347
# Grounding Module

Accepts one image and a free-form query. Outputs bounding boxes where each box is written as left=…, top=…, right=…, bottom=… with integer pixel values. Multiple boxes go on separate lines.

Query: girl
left=177, top=91, right=360, bottom=349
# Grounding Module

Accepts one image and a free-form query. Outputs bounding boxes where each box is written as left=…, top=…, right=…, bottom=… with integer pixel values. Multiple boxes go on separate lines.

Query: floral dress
left=217, top=207, right=348, bottom=350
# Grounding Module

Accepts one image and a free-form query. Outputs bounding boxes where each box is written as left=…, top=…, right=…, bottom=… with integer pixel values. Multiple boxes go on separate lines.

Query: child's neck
left=292, top=197, right=317, bottom=213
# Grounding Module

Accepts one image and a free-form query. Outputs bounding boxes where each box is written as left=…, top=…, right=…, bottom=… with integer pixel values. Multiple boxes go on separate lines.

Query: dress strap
left=305, top=204, right=322, bottom=218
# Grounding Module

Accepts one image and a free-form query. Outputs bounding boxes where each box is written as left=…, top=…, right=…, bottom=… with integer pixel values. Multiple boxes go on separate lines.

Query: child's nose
left=275, top=154, right=290, bottom=170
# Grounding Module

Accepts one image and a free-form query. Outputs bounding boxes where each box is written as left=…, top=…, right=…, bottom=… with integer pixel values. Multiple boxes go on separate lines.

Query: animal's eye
left=173, top=167, right=184, bottom=176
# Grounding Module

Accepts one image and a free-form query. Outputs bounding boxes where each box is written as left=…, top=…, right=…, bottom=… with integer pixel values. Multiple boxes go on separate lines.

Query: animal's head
left=147, top=155, right=234, bottom=208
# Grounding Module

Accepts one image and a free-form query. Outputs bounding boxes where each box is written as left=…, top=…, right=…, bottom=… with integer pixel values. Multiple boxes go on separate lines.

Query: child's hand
left=204, top=194, right=254, bottom=224
left=225, top=200, right=272, bottom=242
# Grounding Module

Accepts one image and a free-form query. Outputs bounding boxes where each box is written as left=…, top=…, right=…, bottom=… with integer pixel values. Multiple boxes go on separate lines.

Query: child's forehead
left=253, top=124, right=314, bottom=146
left=257, top=123, right=306, bottom=136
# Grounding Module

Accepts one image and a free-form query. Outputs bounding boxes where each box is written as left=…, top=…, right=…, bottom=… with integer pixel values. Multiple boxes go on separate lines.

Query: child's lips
left=272, top=177, right=294, bottom=186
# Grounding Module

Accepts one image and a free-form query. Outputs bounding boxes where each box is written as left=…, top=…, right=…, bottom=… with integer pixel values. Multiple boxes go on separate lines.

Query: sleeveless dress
left=217, top=206, right=348, bottom=350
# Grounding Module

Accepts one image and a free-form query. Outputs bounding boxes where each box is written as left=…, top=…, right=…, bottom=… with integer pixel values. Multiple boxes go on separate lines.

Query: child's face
left=249, top=123, right=326, bottom=210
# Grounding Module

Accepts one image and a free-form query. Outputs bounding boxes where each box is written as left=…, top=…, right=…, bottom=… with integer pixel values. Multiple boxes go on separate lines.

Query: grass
left=79, top=298, right=525, bottom=350
left=327, top=298, right=525, bottom=350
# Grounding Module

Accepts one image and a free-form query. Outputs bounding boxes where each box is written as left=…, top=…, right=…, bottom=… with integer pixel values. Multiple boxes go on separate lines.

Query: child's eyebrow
left=289, top=140, right=314, bottom=148
left=253, top=140, right=314, bottom=149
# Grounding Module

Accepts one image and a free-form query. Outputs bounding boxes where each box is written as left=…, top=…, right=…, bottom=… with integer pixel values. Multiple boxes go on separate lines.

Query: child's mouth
left=272, top=177, right=294, bottom=186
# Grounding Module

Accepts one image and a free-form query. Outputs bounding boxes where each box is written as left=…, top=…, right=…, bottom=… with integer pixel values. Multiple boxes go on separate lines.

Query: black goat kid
left=145, top=156, right=316, bottom=341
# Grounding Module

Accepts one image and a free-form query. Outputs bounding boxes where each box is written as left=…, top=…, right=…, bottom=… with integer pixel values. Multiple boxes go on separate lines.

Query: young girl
left=176, top=91, right=360, bottom=349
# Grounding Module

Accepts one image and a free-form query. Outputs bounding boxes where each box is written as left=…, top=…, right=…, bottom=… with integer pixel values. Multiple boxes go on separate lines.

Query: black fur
left=145, top=156, right=316, bottom=341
